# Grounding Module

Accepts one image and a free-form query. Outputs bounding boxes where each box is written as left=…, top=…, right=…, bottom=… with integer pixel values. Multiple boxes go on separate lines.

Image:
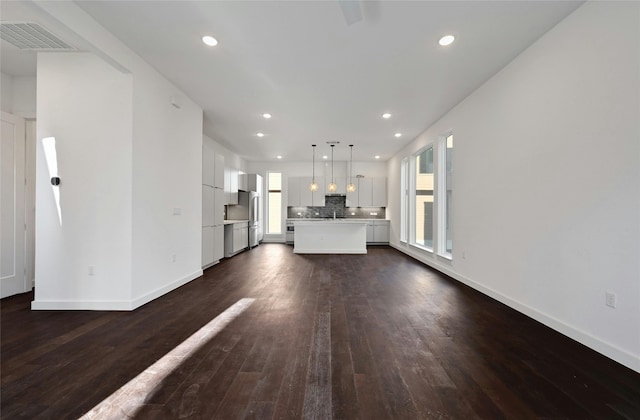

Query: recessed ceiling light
left=262, top=113, right=272, bottom=119
left=439, top=35, right=455, bottom=46
left=394, top=133, right=402, bottom=138
left=323, top=155, right=328, bottom=160
left=382, top=113, right=391, bottom=119
left=202, top=36, right=218, bottom=47
left=276, top=155, right=282, bottom=159
left=375, top=155, right=381, bottom=159
left=256, top=132, right=265, bottom=137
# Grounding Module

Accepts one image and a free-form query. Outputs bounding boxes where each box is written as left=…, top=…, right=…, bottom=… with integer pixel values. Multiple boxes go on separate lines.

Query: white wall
left=388, top=1, right=639, bottom=372
left=0, top=73, right=36, bottom=119
left=31, top=1, right=204, bottom=310
left=1, top=73, right=13, bottom=113
left=130, top=68, right=203, bottom=305
left=34, top=53, right=133, bottom=308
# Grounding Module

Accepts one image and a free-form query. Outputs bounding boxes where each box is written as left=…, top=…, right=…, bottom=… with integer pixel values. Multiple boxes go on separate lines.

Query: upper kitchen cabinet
left=214, top=153, right=225, bottom=189
left=239, top=173, right=263, bottom=193
left=202, top=143, right=224, bottom=189
left=358, top=178, right=373, bottom=206
left=325, top=177, right=346, bottom=195
left=202, top=140, right=215, bottom=187
left=371, top=177, right=387, bottom=207
left=288, top=177, right=325, bottom=207
left=202, top=185, right=215, bottom=226
left=300, top=176, right=325, bottom=206
left=288, top=177, right=301, bottom=207
left=225, top=167, right=239, bottom=205
left=346, top=177, right=387, bottom=207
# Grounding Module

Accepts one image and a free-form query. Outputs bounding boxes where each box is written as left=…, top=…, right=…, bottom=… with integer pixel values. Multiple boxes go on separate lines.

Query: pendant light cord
left=349, top=144, right=353, bottom=184
left=312, top=144, right=316, bottom=182
left=331, top=145, right=335, bottom=183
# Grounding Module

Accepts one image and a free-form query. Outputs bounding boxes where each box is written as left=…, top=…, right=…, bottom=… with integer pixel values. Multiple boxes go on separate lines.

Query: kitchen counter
left=293, top=220, right=367, bottom=254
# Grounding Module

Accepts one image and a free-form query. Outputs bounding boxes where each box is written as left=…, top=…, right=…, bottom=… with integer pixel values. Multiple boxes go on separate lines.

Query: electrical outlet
left=88, top=266, right=95, bottom=276
left=605, top=292, right=616, bottom=308
left=172, top=254, right=177, bottom=263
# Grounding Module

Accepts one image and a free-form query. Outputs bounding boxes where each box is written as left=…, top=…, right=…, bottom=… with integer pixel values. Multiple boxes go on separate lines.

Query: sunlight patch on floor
left=79, top=298, right=255, bottom=419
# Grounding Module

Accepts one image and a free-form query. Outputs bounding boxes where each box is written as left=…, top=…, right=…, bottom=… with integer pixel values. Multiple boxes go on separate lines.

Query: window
left=267, top=172, right=282, bottom=234
left=400, top=157, right=409, bottom=243
left=438, top=134, right=453, bottom=257
left=414, top=146, right=434, bottom=250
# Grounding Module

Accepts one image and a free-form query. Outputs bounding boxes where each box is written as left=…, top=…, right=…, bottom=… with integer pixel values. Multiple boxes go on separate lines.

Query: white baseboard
left=390, top=242, right=640, bottom=373
left=131, top=269, right=203, bottom=310
left=31, top=299, right=133, bottom=311
left=31, top=270, right=204, bottom=311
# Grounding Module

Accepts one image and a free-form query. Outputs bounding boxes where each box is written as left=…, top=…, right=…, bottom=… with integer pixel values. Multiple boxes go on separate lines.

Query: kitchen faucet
left=333, top=211, right=336, bottom=220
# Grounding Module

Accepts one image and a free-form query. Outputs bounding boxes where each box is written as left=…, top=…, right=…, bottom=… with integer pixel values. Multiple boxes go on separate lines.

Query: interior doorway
left=1, top=111, right=35, bottom=298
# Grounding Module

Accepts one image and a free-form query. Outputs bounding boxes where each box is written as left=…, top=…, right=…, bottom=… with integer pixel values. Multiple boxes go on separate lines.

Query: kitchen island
left=293, top=220, right=367, bottom=254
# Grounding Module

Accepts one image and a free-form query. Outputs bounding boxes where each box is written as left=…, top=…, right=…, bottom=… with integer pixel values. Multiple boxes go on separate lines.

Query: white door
left=1, top=111, right=27, bottom=298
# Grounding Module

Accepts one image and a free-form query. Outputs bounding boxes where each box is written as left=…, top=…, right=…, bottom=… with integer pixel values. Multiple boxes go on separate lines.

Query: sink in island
left=293, top=220, right=368, bottom=254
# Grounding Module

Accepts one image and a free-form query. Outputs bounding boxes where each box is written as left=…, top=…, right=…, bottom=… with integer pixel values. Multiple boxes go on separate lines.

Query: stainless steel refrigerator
left=247, top=191, right=260, bottom=248
left=229, top=190, right=261, bottom=248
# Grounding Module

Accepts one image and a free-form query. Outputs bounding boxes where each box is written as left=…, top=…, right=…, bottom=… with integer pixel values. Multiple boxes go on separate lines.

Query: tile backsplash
left=287, top=195, right=386, bottom=219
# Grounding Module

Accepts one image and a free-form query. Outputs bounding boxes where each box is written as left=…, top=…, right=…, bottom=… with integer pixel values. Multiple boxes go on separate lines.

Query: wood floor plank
left=2, top=244, right=639, bottom=419
left=302, top=312, right=332, bottom=419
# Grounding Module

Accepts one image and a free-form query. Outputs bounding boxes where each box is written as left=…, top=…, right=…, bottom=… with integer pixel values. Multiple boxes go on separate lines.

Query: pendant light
left=346, top=144, right=356, bottom=193
left=327, top=144, right=337, bottom=192
left=309, top=144, right=319, bottom=192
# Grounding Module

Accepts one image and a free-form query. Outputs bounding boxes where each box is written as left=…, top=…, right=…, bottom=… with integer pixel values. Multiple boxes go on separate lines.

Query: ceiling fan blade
left=338, top=0, right=363, bottom=25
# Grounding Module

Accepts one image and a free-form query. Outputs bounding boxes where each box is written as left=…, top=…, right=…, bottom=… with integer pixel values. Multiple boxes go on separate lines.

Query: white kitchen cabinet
left=300, top=176, right=325, bottom=206
left=287, top=177, right=302, bottom=206
left=202, top=226, right=214, bottom=267
left=366, top=220, right=390, bottom=244
left=289, top=177, right=325, bottom=207
left=224, top=221, right=249, bottom=257
left=358, top=178, right=373, bottom=207
left=325, top=176, right=345, bottom=195
left=214, top=187, right=224, bottom=225
left=371, top=177, right=387, bottom=207
left=238, top=171, right=248, bottom=192
left=345, top=178, right=357, bottom=207
left=366, top=223, right=374, bottom=242
left=240, top=173, right=262, bottom=193
left=202, top=185, right=214, bottom=226
left=214, top=153, right=225, bottom=189
left=202, top=141, right=215, bottom=187
left=225, top=167, right=239, bottom=205
left=213, top=224, right=224, bottom=262
left=233, top=224, right=249, bottom=250
left=346, top=177, right=387, bottom=207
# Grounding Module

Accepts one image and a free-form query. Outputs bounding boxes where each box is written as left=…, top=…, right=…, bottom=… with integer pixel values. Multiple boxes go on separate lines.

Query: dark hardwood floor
left=2, top=244, right=639, bottom=419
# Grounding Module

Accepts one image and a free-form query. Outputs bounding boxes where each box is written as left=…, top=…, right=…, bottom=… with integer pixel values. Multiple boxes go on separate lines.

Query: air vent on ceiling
left=0, top=22, right=75, bottom=50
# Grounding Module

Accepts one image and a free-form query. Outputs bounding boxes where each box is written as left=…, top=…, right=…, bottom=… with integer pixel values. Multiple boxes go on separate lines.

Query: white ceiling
left=2, top=1, right=582, bottom=162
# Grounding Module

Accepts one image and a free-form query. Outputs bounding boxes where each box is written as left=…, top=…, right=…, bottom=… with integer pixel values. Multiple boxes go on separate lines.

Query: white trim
left=31, top=270, right=203, bottom=311
left=31, top=299, right=133, bottom=311
left=390, top=242, right=640, bottom=373
left=131, top=270, right=203, bottom=309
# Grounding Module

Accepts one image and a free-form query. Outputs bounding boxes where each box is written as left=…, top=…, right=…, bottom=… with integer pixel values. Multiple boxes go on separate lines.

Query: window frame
left=266, top=171, right=282, bottom=235
left=410, top=144, right=435, bottom=253
left=400, top=157, right=409, bottom=243
left=437, top=133, right=453, bottom=259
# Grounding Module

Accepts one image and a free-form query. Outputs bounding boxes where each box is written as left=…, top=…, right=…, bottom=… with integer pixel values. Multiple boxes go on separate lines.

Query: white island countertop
left=293, top=219, right=367, bottom=254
